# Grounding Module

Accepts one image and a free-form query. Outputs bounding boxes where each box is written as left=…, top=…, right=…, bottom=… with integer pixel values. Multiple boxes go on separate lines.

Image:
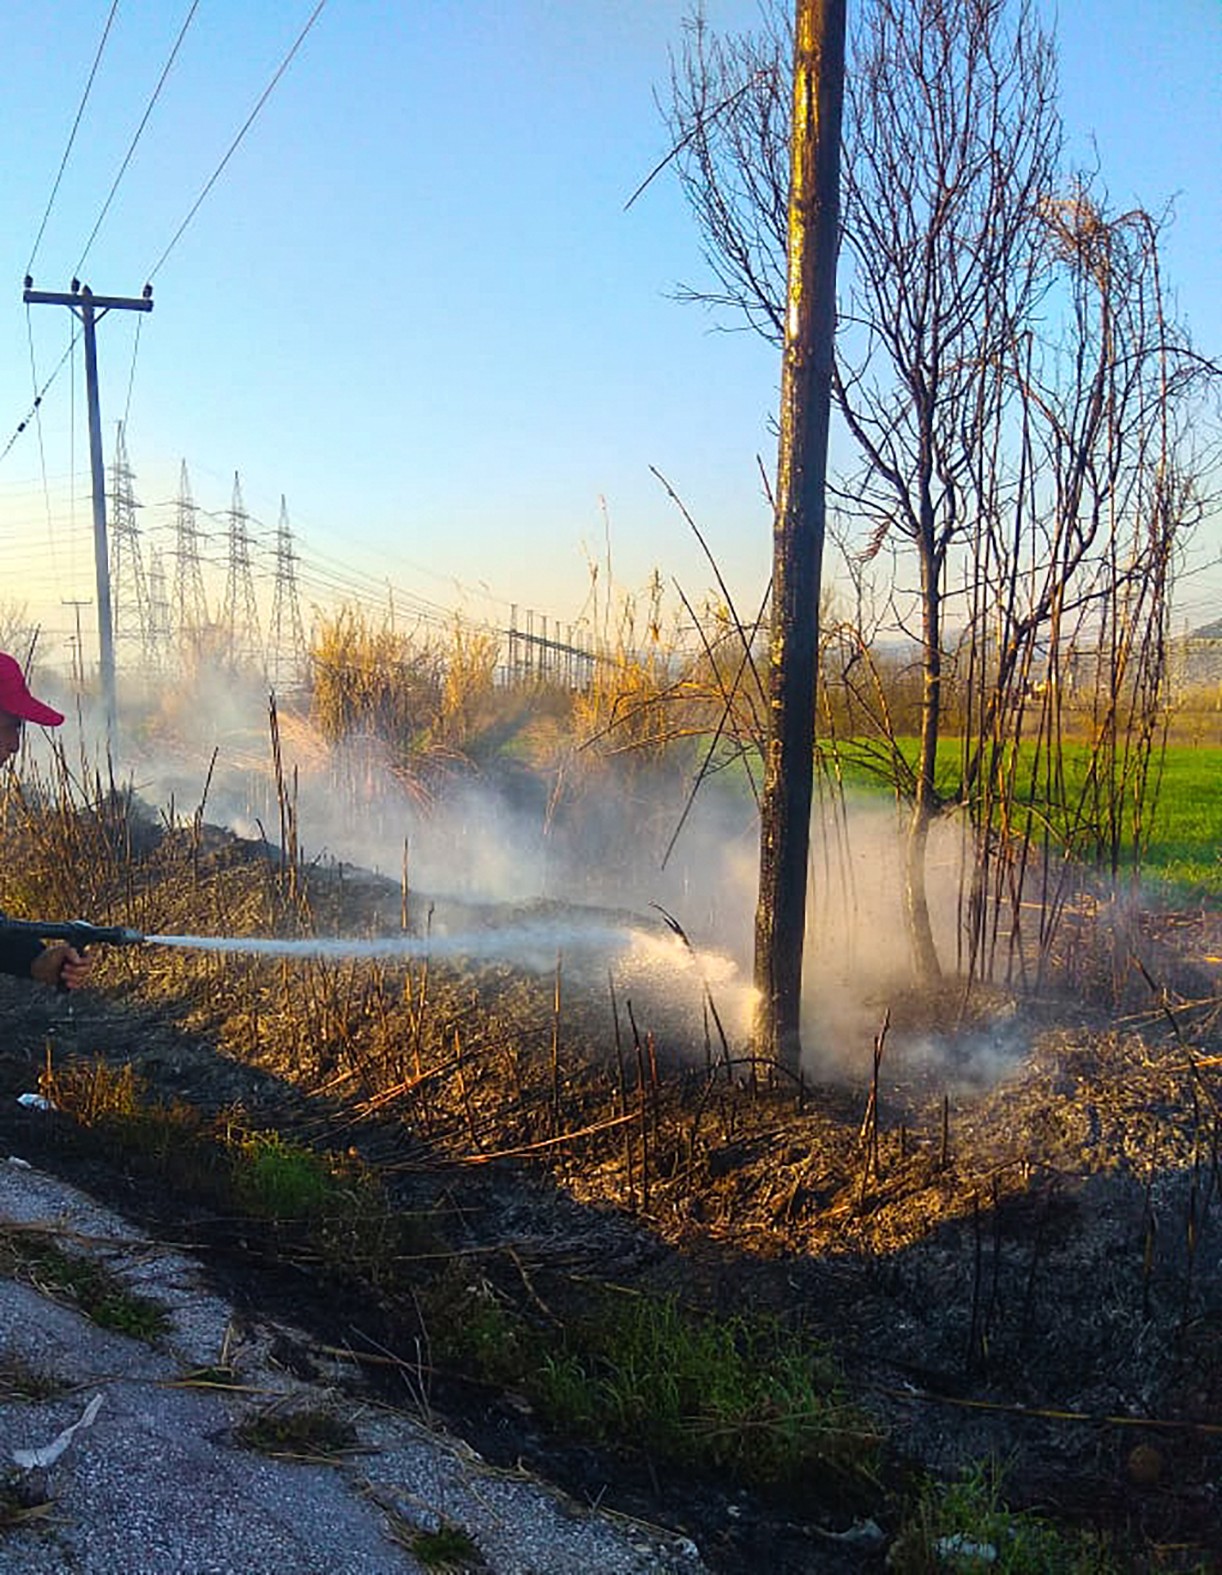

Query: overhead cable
left=0, top=331, right=81, bottom=466
left=301, top=537, right=507, bottom=619
left=25, top=0, right=121, bottom=278
left=23, top=311, right=56, bottom=553
left=145, top=0, right=329, bottom=283
left=74, top=0, right=202, bottom=279
left=122, top=316, right=145, bottom=430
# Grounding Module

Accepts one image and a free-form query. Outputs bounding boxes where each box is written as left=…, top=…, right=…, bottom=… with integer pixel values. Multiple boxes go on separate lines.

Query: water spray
left=0, top=913, right=684, bottom=966
left=0, top=913, right=756, bottom=1037
left=145, top=920, right=651, bottom=964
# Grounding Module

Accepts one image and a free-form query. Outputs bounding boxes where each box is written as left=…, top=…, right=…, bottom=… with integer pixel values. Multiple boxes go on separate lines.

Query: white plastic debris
left=13, top=1393, right=104, bottom=1470
left=16, top=1093, right=54, bottom=1112
left=935, top=1534, right=998, bottom=1565
left=820, top=1518, right=886, bottom=1548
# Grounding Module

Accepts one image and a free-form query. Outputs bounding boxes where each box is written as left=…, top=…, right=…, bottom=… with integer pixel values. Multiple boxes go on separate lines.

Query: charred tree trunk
left=906, top=531, right=943, bottom=982
left=753, top=0, right=846, bottom=1073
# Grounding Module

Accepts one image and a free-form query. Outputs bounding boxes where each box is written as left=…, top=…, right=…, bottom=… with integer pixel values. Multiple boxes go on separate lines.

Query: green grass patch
left=169, top=1364, right=246, bottom=1391
left=0, top=1474, right=54, bottom=1534
left=1138, top=745, right=1222, bottom=898
left=0, top=1359, right=67, bottom=1404
left=234, top=1405, right=359, bottom=1461
left=232, top=1131, right=338, bottom=1220
left=407, top=1523, right=483, bottom=1571
left=889, top=1462, right=1132, bottom=1574
left=40, top=1058, right=212, bottom=1168
left=46, top=1059, right=441, bottom=1270
left=0, top=1227, right=169, bottom=1342
left=427, top=1273, right=878, bottom=1487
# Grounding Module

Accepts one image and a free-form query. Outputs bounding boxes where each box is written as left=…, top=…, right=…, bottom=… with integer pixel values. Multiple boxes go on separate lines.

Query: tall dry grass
left=309, top=605, right=506, bottom=763
left=435, top=620, right=501, bottom=752
left=310, top=606, right=444, bottom=751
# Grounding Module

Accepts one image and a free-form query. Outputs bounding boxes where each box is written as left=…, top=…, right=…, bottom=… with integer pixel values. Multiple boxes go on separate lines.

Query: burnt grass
left=2, top=821, right=1222, bottom=1571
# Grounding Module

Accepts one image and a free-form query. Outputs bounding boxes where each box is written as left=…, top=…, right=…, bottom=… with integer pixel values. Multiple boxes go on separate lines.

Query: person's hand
left=31, top=944, right=93, bottom=992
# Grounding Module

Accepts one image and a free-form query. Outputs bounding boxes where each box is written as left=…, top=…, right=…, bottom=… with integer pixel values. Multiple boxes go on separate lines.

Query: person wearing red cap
left=0, top=653, right=92, bottom=991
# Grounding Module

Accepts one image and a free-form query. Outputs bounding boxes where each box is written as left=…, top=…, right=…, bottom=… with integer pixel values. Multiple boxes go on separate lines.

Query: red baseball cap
left=0, top=653, right=64, bottom=727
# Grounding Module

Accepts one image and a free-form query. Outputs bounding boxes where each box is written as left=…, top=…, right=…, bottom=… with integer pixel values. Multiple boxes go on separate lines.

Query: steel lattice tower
left=108, top=422, right=153, bottom=672
left=268, top=495, right=308, bottom=690
left=145, top=544, right=173, bottom=673
left=220, top=471, right=263, bottom=673
left=171, top=459, right=211, bottom=654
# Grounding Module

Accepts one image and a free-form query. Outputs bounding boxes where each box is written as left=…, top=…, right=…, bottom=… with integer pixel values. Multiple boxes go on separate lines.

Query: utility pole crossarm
left=23, top=289, right=153, bottom=314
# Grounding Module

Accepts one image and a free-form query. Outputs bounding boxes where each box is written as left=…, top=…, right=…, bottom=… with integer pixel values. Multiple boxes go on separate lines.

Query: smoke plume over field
left=29, top=677, right=1020, bottom=1081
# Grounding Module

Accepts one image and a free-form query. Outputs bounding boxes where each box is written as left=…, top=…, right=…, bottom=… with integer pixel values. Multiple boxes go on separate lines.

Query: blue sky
left=0, top=0, right=1218, bottom=670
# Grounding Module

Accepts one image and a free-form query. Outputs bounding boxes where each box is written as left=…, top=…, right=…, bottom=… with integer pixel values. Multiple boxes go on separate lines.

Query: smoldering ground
left=17, top=679, right=1222, bottom=1569
left=26, top=674, right=1032, bottom=1089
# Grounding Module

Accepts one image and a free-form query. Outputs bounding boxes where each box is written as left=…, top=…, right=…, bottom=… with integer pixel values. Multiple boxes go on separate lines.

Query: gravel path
left=0, top=1157, right=705, bottom=1575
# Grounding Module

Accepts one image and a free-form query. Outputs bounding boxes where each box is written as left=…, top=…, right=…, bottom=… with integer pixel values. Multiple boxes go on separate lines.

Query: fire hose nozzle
left=61, top=920, right=147, bottom=948
left=0, top=916, right=147, bottom=949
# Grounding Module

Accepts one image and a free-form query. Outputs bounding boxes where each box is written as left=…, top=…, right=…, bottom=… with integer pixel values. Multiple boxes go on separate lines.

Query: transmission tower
left=108, top=422, right=153, bottom=672
left=171, top=459, right=210, bottom=657
left=146, top=545, right=173, bottom=673
left=268, top=495, right=308, bottom=690
left=220, top=471, right=263, bottom=673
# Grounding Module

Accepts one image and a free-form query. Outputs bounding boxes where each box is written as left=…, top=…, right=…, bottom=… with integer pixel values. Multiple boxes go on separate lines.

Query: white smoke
left=31, top=675, right=1025, bottom=1082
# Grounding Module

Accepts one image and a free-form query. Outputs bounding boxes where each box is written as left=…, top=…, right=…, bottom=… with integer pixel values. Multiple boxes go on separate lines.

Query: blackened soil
left=2, top=901, right=1222, bottom=1571
left=0, top=999, right=874, bottom=1575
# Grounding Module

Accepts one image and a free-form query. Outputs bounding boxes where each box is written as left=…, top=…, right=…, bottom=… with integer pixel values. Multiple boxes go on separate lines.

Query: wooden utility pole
left=23, top=280, right=153, bottom=742
left=752, top=0, right=846, bottom=1073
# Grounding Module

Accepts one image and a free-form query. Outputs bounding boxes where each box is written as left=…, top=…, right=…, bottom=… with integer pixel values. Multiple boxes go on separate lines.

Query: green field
left=1143, top=746, right=1222, bottom=898
left=818, top=737, right=1222, bottom=902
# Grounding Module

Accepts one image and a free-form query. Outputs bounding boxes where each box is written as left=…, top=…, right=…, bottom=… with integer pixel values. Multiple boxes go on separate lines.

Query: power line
left=74, top=0, right=202, bottom=279
left=122, top=315, right=144, bottom=430
left=23, top=311, right=55, bottom=557
left=25, top=0, right=121, bottom=278
left=289, top=534, right=496, bottom=622
left=146, top=0, right=329, bottom=283
left=0, top=330, right=81, bottom=466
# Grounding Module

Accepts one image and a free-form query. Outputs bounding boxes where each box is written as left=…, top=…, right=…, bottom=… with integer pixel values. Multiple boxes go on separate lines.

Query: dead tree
left=836, top=0, right=1061, bottom=979
left=670, top=0, right=1057, bottom=984
left=668, top=0, right=1213, bottom=1006
left=959, top=194, right=1210, bottom=989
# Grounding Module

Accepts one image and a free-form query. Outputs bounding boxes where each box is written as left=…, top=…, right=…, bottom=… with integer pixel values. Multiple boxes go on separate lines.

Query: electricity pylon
left=109, top=422, right=152, bottom=672
left=268, top=495, right=308, bottom=690
left=220, top=472, right=262, bottom=674
left=146, top=545, right=173, bottom=673
left=171, top=459, right=210, bottom=658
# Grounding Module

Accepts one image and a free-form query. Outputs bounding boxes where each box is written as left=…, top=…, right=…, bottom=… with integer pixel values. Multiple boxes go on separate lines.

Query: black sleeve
left=0, top=934, right=41, bottom=980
